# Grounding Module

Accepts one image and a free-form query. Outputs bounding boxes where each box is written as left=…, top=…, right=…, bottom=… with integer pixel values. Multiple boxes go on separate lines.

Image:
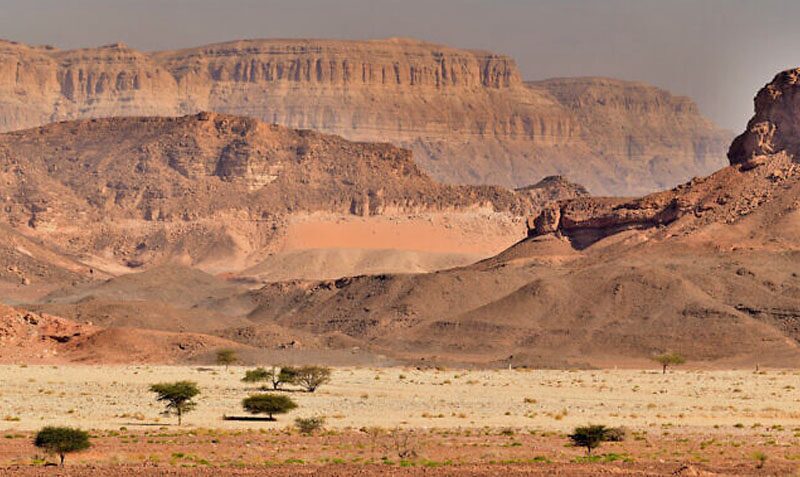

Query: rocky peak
left=728, top=67, right=800, bottom=168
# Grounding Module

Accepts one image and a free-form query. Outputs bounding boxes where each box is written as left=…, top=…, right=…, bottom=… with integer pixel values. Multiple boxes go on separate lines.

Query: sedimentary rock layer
left=0, top=38, right=729, bottom=194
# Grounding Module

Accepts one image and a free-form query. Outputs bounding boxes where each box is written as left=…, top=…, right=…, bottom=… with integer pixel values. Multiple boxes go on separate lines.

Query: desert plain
left=1, top=365, right=800, bottom=475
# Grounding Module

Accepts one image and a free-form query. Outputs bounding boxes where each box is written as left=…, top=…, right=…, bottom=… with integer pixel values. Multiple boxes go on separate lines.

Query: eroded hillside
left=0, top=112, right=589, bottom=295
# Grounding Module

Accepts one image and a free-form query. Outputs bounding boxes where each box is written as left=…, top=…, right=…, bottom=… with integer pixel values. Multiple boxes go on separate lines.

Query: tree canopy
left=149, top=381, right=200, bottom=425
left=34, top=426, right=90, bottom=466
left=242, top=393, right=298, bottom=420
left=652, top=352, right=686, bottom=373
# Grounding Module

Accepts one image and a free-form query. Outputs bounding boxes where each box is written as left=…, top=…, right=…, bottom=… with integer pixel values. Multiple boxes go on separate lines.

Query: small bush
left=34, top=426, right=90, bottom=466
left=242, top=367, right=270, bottom=384
left=245, top=366, right=300, bottom=390
left=604, top=426, right=627, bottom=442
left=752, top=451, right=767, bottom=469
left=295, top=416, right=325, bottom=435
left=651, top=352, right=686, bottom=373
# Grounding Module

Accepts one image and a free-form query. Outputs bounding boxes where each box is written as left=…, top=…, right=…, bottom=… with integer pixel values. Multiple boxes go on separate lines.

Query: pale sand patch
left=281, top=211, right=525, bottom=255
left=1, top=366, right=798, bottom=432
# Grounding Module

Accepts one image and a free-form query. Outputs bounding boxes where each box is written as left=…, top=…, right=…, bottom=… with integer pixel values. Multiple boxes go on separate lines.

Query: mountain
left=0, top=38, right=730, bottom=195
left=0, top=112, right=589, bottom=301
left=195, top=68, right=800, bottom=368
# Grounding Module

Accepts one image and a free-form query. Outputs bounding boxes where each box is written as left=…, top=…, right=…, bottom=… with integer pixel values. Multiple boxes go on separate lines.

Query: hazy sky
left=1, top=0, right=799, bottom=131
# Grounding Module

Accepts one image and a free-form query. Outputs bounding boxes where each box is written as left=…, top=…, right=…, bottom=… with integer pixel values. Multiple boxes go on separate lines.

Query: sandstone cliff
left=0, top=38, right=729, bottom=195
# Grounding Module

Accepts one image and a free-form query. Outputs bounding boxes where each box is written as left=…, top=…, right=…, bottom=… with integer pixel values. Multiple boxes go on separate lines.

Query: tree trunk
left=662, top=364, right=667, bottom=374
left=178, top=408, right=182, bottom=426
left=60, top=453, right=65, bottom=467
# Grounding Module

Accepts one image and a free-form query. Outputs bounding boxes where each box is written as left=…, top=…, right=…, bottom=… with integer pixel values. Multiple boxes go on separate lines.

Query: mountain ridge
left=0, top=37, right=730, bottom=195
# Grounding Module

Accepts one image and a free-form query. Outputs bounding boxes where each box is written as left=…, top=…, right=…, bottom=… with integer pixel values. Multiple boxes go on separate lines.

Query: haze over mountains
left=0, top=38, right=730, bottom=195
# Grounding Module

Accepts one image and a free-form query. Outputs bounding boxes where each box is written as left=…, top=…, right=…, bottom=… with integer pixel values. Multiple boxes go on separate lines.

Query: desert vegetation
left=295, top=416, right=325, bottom=435
left=242, top=394, right=298, bottom=420
left=0, top=366, right=798, bottom=474
left=33, top=426, right=90, bottom=466
left=652, top=352, right=687, bottom=374
left=568, top=424, right=626, bottom=456
left=294, top=366, right=332, bottom=392
left=215, top=349, right=237, bottom=369
left=149, top=381, right=200, bottom=425
left=241, top=365, right=332, bottom=392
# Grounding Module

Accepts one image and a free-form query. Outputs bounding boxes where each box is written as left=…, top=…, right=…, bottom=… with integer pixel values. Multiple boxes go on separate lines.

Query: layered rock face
left=0, top=38, right=728, bottom=195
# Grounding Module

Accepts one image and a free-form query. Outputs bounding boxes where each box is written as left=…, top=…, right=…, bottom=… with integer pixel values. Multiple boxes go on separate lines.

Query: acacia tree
left=294, top=365, right=332, bottom=392
left=242, top=393, right=298, bottom=420
left=34, top=426, right=91, bottom=466
left=652, top=352, right=686, bottom=374
left=568, top=425, right=610, bottom=455
left=149, top=381, right=200, bottom=425
left=250, top=366, right=299, bottom=390
left=216, top=349, right=237, bottom=369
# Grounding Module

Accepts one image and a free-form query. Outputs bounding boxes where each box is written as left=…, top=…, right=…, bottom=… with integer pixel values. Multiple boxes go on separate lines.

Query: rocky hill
left=0, top=112, right=587, bottom=296
left=0, top=38, right=729, bottom=195
left=0, top=302, right=249, bottom=364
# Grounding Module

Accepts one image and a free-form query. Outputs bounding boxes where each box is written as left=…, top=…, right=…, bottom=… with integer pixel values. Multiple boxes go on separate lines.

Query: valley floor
left=1, top=367, right=799, bottom=475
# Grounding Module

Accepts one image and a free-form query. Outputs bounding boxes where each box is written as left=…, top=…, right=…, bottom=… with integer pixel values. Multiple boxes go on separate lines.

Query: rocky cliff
left=728, top=67, right=800, bottom=166
left=0, top=38, right=729, bottom=195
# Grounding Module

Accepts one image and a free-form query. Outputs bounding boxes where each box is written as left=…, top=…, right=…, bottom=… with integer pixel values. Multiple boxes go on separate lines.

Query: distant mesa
left=0, top=37, right=730, bottom=195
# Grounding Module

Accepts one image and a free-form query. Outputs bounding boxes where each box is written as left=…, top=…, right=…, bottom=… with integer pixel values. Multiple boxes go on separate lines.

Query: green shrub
left=569, top=425, right=613, bottom=455
left=651, top=352, right=686, bottom=373
left=34, top=426, right=90, bottom=466
left=242, top=367, right=270, bottom=384
left=604, top=426, right=627, bottom=442
left=753, top=451, right=767, bottom=469
left=245, top=366, right=300, bottom=390
left=242, top=393, right=298, bottom=420
left=215, top=349, right=237, bottom=368
left=295, top=416, right=325, bottom=435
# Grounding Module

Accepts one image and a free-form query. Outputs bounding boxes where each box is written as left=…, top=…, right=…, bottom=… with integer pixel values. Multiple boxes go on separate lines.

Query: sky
left=1, top=0, right=799, bottom=131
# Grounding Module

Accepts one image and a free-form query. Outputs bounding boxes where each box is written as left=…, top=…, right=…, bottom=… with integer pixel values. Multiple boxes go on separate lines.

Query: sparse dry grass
left=1, top=366, right=799, bottom=433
